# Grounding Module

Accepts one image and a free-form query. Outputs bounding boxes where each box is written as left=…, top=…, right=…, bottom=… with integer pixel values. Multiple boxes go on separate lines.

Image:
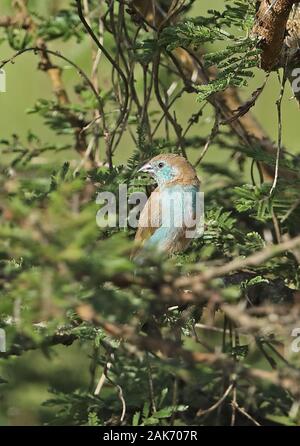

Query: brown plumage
left=135, top=154, right=200, bottom=254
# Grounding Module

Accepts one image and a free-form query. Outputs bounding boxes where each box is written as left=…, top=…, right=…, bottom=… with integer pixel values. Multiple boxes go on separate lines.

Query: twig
left=190, top=234, right=300, bottom=284
left=230, top=385, right=237, bottom=426
left=256, top=337, right=278, bottom=369
left=194, top=113, right=220, bottom=167
left=106, top=372, right=127, bottom=423
left=281, top=197, right=300, bottom=222
left=270, top=72, right=286, bottom=196
left=220, top=78, right=269, bottom=125
left=0, top=47, right=104, bottom=117
left=76, top=0, right=128, bottom=121
left=231, top=402, right=261, bottom=426
left=153, top=51, right=186, bottom=157
left=94, top=360, right=113, bottom=395
left=197, top=383, right=234, bottom=417
left=146, top=352, right=157, bottom=414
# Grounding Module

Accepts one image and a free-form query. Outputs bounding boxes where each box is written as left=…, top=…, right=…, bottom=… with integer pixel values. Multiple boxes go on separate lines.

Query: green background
left=0, top=0, right=299, bottom=426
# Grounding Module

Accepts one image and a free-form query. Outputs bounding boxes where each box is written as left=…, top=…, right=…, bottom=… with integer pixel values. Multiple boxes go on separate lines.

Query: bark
left=253, top=0, right=298, bottom=71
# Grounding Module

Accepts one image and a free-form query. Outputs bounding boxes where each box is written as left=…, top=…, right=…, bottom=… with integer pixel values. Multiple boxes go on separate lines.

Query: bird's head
left=138, top=154, right=200, bottom=188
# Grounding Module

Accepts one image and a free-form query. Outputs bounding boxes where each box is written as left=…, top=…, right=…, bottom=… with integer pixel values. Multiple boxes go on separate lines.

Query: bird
left=135, top=154, right=201, bottom=256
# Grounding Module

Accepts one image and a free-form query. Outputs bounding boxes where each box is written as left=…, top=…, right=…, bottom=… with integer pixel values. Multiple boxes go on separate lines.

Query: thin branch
left=194, top=112, right=220, bottom=167
left=231, top=402, right=261, bottom=426
left=75, top=0, right=129, bottom=122
left=196, top=383, right=234, bottom=417
left=94, top=360, right=113, bottom=395
left=0, top=47, right=104, bottom=118
left=270, top=72, right=286, bottom=195
left=178, top=234, right=300, bottom=287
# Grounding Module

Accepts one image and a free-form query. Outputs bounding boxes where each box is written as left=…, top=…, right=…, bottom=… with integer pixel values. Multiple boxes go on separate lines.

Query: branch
left=75, top=0, right=129, bottom=125
left=96, top=315, right=300, bottom=397
left=0, top=3, right=92, bottom=159
left=253, top=0, right=299, bottom=71
left=176, top=234, right=300, bottom=291
left=131, top=0, right=297, bottom=181
left=0, top=330, right=77, bottom=358
left=0, top=47, right=103, bottom=120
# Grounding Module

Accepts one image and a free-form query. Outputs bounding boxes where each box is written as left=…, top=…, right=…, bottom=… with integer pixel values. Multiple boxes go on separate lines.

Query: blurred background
left=0, top=0, right=299, bottom=425
left=1, top=0, right=299, bottom=162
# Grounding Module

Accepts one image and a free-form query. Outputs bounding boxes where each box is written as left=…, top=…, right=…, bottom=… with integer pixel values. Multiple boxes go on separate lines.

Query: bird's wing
left=143, top=226, right=186, bottom=253
left=144, top=185, right=199, bottom=253
left=135, top=187, right=161, bottom=244
left=135, top=185, right=200, bottom=254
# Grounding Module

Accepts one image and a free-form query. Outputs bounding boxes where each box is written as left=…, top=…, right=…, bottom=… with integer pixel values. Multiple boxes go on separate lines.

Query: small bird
left=135, top=154, right=201, bottom=255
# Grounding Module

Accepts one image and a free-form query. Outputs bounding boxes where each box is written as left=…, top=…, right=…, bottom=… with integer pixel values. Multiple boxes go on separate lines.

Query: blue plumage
left=135, top=154, right=201, bottom=255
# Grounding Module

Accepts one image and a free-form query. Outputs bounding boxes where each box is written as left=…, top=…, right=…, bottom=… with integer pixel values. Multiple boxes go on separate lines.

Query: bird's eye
left=158, top=162, right=164, bottom=169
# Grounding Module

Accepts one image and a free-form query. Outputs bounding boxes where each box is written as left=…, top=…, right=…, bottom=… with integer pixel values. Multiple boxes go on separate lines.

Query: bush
left=0, top=0, right=300, bottom=426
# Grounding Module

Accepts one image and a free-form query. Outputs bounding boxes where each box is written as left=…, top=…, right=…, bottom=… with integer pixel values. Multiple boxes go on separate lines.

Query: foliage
left=0, top=0, right=300, bottom=427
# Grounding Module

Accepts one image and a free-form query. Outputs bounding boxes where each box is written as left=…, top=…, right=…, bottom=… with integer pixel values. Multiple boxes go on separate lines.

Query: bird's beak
left=138, top=163, right=154, bottom=175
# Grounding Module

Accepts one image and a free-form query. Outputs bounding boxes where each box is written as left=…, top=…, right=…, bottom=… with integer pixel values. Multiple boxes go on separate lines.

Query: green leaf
left=153, top=405, right=188, bottom=419
left=266, top=415, right=298, bottom=426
